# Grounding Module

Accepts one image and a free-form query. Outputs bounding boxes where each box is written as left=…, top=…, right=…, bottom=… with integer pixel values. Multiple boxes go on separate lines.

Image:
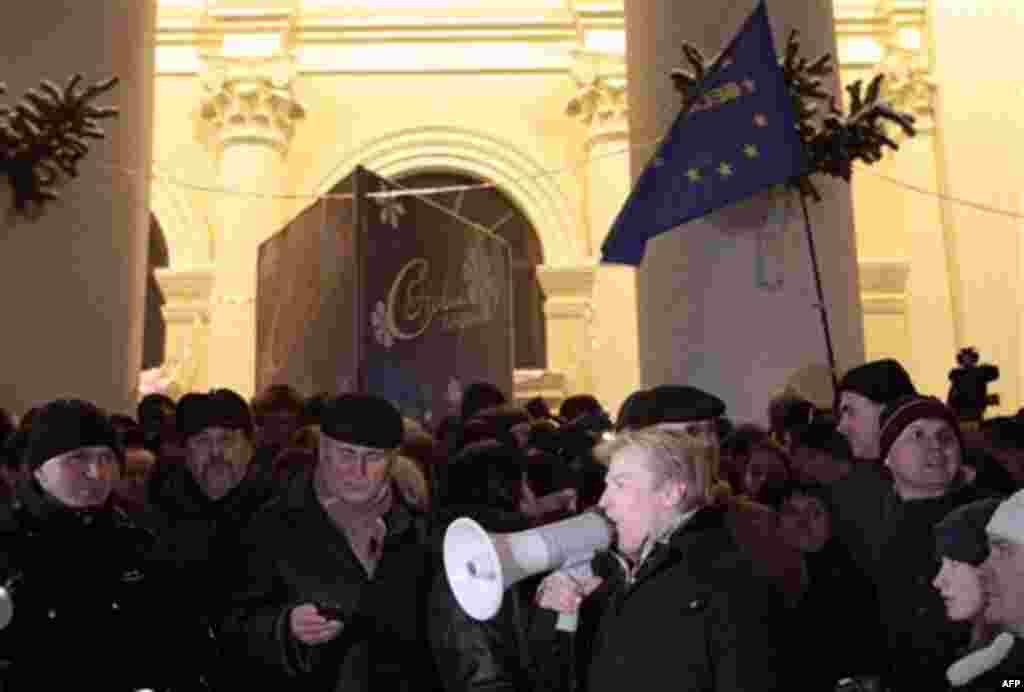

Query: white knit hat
left=986, top=488, right=1024, bottom=543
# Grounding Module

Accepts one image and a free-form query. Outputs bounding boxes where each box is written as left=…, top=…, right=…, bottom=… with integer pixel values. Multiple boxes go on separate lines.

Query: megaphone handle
left=555, top=612, right=579, bottom=632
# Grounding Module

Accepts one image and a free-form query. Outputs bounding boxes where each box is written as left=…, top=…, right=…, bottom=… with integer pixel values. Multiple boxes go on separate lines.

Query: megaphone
left=443, top=510, right=613, bottom=621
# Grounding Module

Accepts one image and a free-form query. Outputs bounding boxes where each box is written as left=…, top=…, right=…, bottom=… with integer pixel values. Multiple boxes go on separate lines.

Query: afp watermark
left=1003, top=680, right=1022, bottom=688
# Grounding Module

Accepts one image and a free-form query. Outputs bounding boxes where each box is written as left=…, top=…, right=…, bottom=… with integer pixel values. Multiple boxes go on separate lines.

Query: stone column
left=0, top=0, right=156, bottom=416
left=199, top=9, right=305, bottom=398
left=624, top=0, right=865, bottom=423
left=566, top=49, right=641, bottom=416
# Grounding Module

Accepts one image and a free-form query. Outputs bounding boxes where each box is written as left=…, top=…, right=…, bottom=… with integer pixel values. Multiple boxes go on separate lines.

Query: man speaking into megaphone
left=535, top=427, right=786, bottom=692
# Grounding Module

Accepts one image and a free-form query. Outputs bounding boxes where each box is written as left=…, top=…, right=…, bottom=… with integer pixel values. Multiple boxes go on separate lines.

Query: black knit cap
left=321, top=393, right=403, bottom=450
left=22, top=399, right=123, bottom=471
left=838, top=358, right=917, bottom=406
left=646, top=384, right=726, bottom=424
left=176, top=389, right=254, bottom=440
left=935, top=497, right=1003, bottom=566
left=878, top=395, right=962, bottom=462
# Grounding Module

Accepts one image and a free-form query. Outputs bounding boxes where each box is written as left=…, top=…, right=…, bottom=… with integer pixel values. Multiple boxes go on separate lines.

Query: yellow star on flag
left=718, top=162, right=733, bottom=178
left=744, top=144, right=759, bottom=159
left=686, top=168, right=702, bottom=182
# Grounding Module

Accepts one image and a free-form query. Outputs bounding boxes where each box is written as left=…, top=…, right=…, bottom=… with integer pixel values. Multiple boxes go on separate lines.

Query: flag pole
left=797, top=190, right=840, bottom=397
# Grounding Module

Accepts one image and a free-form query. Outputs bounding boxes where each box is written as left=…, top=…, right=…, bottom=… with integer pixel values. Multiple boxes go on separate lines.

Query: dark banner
left=256, top=166, right=513, bottom=426
left=359, top=167, right=513, bottom=426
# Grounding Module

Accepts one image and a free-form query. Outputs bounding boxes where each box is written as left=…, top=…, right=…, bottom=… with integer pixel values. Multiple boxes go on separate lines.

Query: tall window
left=395, top=171, right=547, bottom=370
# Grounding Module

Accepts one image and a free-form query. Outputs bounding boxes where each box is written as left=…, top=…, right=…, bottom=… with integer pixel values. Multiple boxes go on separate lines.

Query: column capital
left=198, top=5, right=306, bottom=153
left=565, top=49, right=629, bottom=145
left=199, top=58, right=306, bottom=153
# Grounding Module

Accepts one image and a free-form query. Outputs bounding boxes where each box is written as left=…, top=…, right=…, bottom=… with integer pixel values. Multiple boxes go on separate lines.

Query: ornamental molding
left=156, top=3, right=623, bottom=75
left=318, top=125, right=584, bottom=266
left=199, top=57, right=307, bottom=152
left=196, top=4, right=307, bottom=152
left=833, top=0, right=934, bottom=132
left=858, top=258, right=909, bottom=315
left=566, top=48, right=628, bottom=142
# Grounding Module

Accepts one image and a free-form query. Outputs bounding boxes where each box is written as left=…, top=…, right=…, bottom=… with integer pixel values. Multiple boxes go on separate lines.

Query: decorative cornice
left=536, top=264, right=597, bottom=299
left=859, top=258, right=908, bottom=315
left=155, top=266, right=215, bottom=325
left=512, top=368, right=569, bottom=406
left=859, top=258, right=909, bottom=294
left=156, top=4, right=622, bottom=76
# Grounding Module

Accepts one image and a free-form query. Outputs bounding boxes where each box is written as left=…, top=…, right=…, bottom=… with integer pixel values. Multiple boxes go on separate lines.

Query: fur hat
left=176, top=389, right=253, bottom=440
left=935, top=497, right=1002, bottom=566
left=838, top=358, right=916, bottom=406
left=646, top=385, right=726, bottom=424
left=23, top=399, right=123, bottom=471
left=321, top=394, right=403, bottom=449
left=878, top=395, right=962, bottom=462
left=987, top=488, right=1024, bottom=545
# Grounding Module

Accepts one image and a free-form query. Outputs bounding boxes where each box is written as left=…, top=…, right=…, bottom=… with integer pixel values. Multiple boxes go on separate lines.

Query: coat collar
left=280, top=471, right=417, bottom=543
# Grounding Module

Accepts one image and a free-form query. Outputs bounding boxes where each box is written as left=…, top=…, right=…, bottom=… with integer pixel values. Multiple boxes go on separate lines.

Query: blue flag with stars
left=601, top=0, right=805, bottom=265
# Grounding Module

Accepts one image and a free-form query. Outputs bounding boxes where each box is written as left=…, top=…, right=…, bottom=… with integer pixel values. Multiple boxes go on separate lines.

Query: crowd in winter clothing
left=2, top=358, right=1024, bottom=691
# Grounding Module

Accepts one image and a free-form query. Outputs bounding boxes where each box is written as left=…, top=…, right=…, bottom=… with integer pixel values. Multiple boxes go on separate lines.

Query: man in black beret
left=0, top=399, right=167, bottom=691
left=146, top=388, right=275, bottom=691
left=222, top=393, right=440, bottom=692
left=836, top=358, right=917, bottom=462
left=642, top=384, right=727, bottom=454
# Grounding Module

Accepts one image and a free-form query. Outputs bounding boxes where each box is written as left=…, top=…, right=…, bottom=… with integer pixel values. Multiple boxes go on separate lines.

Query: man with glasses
left=222, top=393, right=439, bottom=692
left=0, top=399, right=165, bottom=691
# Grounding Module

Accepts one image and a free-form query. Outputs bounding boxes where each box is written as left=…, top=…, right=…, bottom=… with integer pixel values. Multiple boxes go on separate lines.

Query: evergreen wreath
left=0, top=74, right=119, bottom=213
left=670, top=31, right=917, bottom=201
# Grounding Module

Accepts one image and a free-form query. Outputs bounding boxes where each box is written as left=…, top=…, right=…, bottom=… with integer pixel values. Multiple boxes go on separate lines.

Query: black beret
left=176, top=389, right=253, bottom=440
left=838, top=359, right=916, bottom=406
left=935, top=497, right=1003, bottom=566
left=321, top=394, right=403, bottom=450
left=23, top=399, right=123, bottom=471
left=646, top=385, right=726, bottom=423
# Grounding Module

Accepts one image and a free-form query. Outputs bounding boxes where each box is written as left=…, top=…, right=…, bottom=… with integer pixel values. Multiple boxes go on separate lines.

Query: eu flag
left=601, top=0, right=805, bottom=265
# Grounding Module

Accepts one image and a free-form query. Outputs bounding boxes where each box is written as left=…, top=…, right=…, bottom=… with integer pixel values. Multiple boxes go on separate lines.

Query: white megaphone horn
left=443, top=510, right=613, bottom=621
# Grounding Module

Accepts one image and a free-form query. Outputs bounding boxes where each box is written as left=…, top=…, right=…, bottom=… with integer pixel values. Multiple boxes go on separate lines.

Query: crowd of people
left=1, top=358, right=1024, bottom=691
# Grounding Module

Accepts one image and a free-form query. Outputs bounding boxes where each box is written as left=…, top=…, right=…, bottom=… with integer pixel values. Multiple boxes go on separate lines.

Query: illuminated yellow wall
left=147, top=0, right=1023, bottom=415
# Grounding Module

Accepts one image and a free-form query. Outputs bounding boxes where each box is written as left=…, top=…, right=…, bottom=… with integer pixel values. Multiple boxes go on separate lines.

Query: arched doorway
left=394, top=171, right=547, bottom=370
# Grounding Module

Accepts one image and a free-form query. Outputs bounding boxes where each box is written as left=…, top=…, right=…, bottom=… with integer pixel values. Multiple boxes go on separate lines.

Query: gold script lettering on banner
left=385, top=258, right=492, bottom=342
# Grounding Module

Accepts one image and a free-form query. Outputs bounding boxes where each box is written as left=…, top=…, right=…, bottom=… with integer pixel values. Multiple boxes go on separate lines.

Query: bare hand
left=289, top=603, right=344, bottom=645
left=536, top=571, right=602, bottom=614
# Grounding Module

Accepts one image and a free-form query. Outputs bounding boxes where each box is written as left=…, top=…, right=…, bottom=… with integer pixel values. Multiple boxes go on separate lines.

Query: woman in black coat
left=428, top=439, right=546, bottom=692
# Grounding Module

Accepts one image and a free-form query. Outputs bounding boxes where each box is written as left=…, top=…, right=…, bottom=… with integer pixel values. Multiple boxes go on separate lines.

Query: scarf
left=315, top=474, right=394, bottom=578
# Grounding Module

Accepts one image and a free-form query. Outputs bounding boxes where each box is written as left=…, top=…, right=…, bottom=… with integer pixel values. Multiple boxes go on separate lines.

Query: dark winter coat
left=0, top=479, right=166, bottom=692
left=428, top=506, right=541, bottom=692
left=827, top=463, right=990, bottom=690
left=788, top=539, right=886, bottom=689
left=220, top=473, right=441, bottom=692
left=146, top=457, right=278, bottom=690
left=580, top=505, right=785, bottom=692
